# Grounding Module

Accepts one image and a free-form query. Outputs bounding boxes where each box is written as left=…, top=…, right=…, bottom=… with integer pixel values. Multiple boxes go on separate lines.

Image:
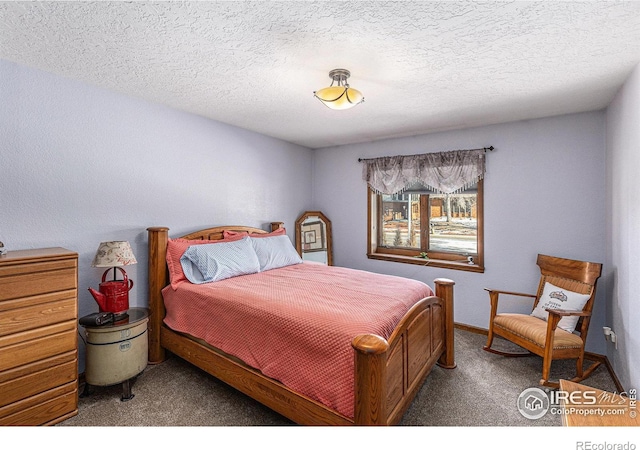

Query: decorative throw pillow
left=180, top=237, right=260, bottom=284
left=166, top=236, right=243, bottom=289
left=223, top=228, right=286, bottom=239
left=530, top=282, right=591, bottom=332
left=249, top=235, right=303, bottom=272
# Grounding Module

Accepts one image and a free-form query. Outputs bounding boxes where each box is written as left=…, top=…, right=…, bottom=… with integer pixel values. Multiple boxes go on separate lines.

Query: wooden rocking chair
left=483, top=254, right=602, bottom=388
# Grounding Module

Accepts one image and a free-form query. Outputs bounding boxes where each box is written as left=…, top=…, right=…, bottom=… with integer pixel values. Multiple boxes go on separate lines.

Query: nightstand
left=80, top=307, right=149, bottom=401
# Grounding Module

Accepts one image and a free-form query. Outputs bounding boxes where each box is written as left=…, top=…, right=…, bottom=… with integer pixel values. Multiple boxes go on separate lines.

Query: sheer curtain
left=361, top=148, right=486, bottom=195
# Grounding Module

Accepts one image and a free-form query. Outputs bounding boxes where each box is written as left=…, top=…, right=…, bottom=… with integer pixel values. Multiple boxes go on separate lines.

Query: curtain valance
left=361, top=148, right=487, bottom=195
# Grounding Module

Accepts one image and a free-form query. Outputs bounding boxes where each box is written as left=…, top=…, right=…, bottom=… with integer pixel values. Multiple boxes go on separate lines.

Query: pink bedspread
left=162, top=262, right=433, bottom=419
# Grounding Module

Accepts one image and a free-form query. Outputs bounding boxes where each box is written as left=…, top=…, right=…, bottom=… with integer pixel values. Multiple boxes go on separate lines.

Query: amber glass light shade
left=314, top=86, right=364, bottom=110
left=314, top=69, right=364, bottom=110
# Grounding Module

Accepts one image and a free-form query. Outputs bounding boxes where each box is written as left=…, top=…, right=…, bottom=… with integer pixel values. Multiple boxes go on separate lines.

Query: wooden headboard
left=146, top=222, right=284, bottom=363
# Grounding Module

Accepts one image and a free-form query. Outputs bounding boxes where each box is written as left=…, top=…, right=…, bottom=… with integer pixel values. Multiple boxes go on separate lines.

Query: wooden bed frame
left=147, top=223, right=456, bottom=425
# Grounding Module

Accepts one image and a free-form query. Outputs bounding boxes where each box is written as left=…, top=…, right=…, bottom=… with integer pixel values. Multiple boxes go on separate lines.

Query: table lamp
left=89, top=241, right=137, bottom=318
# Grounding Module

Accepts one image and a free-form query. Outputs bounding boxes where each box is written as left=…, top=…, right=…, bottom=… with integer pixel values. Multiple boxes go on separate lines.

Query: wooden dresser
left=0, top=248, right=79, bottom=425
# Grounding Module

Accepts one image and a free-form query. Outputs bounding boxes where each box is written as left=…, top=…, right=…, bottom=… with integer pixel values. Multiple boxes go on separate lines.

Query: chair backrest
left=533, top=254, right=603, bottom=337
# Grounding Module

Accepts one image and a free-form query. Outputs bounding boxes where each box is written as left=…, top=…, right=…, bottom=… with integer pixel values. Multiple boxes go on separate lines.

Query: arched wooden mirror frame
left=295, top=211, right=333, bottom=266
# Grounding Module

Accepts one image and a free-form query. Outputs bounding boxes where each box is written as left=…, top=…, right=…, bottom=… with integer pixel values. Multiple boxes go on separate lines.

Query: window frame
left=367, top=180, right=484, bottom=273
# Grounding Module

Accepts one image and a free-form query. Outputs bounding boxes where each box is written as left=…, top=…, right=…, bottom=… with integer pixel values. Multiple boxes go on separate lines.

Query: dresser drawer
left=0, top=295, right=77, bottom=337
left=0, top=351, right=77, bottom=408
left=0, top=260, right=77, bottom=302
left=0, top=381, right=78, bottom=426
left=0, top=323, right=76, bottom=372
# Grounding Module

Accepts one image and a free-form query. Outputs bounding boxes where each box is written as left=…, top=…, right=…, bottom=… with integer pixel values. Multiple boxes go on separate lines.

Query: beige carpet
left=58, top=329, right=619, bottom=427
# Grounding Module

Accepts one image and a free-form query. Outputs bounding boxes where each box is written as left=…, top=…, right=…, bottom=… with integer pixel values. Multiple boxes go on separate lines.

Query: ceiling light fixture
left=314, top=69, right=364, bottom=110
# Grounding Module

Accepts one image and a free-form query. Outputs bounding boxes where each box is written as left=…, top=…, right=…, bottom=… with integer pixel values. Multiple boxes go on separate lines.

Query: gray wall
left=313, top=111, right=608, bottom=354
left=605, top=62, right=640, bottom=392
left=0, top=59, right=313, bottom=371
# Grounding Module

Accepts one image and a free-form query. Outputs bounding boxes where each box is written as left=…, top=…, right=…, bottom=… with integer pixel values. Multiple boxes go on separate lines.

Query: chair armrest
left=484, top=288, right=536, bottom=299
left=546, top=309, right=591, bottom=318
left=485, top=289, right=537, bottom=322
left=545, top=308, right=591, bottom=341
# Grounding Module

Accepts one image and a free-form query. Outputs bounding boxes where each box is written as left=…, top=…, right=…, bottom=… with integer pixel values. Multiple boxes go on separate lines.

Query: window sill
left=367, top=252, right=485, bottom=273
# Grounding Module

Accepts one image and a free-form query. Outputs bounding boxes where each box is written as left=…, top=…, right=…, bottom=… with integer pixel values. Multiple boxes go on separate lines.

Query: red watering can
left=88, top=267, right=133, bottom=316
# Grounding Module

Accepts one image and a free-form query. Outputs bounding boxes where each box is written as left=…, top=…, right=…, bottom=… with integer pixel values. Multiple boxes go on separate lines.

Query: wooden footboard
left=147, top=225, right=455, bottom=425
left=353, top=279, right=454, bottom=425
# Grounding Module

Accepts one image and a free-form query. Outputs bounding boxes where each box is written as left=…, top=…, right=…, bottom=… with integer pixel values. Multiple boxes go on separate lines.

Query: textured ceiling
left=2, top=1, right=640, bottom=149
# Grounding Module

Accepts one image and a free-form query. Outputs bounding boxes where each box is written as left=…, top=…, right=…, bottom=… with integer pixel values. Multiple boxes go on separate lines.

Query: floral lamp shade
left=91, top=241, right=137, bottom=267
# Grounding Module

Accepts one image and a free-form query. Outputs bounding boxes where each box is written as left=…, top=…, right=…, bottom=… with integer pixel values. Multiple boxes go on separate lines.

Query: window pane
left=428, top=188, right=477, bottom=254
left=381, top=193, right=421, bottom=249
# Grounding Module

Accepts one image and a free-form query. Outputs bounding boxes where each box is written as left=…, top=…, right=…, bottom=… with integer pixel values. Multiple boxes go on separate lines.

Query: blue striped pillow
left=249, top=235, right=303, bottom=272
left=180, top=237, right=260, bottom=284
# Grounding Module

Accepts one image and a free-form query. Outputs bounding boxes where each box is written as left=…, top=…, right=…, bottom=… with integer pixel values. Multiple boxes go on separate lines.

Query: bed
left=147, top=223, right=455, bottom=425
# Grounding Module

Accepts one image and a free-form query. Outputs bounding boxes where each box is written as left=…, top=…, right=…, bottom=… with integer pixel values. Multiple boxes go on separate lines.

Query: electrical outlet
left=603, top=326, right=618, bottom=349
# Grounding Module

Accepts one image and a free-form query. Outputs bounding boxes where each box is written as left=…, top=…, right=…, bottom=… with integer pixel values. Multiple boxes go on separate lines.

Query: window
left=367, top=182, right=484, bottom=272
left=362, top=148, right=487, bottom=272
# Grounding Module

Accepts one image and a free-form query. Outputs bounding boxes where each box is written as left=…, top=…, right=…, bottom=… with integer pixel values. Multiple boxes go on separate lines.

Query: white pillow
left=531, top=282, right=591, bottom=332
left=180, top=237, right=260, bottom=284
left=249, top=235, right=303, bottom=272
